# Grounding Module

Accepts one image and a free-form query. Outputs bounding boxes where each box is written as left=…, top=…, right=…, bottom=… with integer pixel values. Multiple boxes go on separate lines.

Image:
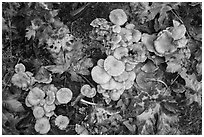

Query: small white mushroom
left=15, top=63, right=26, bottom=73
left=97, top=59, right=105, bottom=68
left=56, top=88, right=73, bottom=104
left=34, top=117, right=50, bottom=134
left=81, top=84, right=96, bottom=98
left=27, top=87, right=45, bottom=106
left=55, top=115, right=70, bottom=130
left=109, top=9, right=128, bottom=26
left=33, top=106, right=45, bottom=119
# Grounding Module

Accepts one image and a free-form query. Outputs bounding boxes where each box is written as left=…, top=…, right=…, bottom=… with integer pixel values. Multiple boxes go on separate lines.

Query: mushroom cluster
left=11, top=63, right=35, bottom=91
left=142, top=20, right=188, bottom=57
left=91, top=55, right=136, bottom=102
left=25, top=84, right=73, bottom=134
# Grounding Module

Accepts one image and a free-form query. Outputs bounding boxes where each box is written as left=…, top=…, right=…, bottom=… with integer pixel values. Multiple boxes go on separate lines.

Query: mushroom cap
left=110, top=90, right=121, bottom=101
left=141, top=33, right=157, bottom=53
left=110, top=34, right=122, bottom=44
left=81, top=84, right=96, bottom=98
left=34, top=67, right=52, bottom=84
left=97, top=59, right=105, bottom=68
left=75, top=124, right=89, bottom=135
left=25, top=96, right=32, bottom=107
left=45, top=111, right=55, bottom=118
left=45, top=90, right=55, bottom=105
left=15, top=63, right=26, bottom=73
left=44, top=103, right=56, bottom=113
left=123, top=71, right=136, bottom=89
left=101, top=78, right=123, bottom=90
left=56, top=88, right=73, bottom=104
left=154, top=30, right=177, bottom=55
left=97, top=85, right=106, bottom=94
left=113, top=47, right=129, bottom=60
left=34, top=117, right=50, bottom=134
left=114, top=70, right=129, bottom=82
left=172, top=20, right=186, bottom=40
left=120, top=28, right=132, bottom=42
left=33, top=106, right=45, bottom=119
left=125, top=23, right=135, bottom=30
left=109, top=9, right=127, bottom=26
left=11, top=72, right=31, bottom=90
left=112, top=25, right=121, bottom=33
left=91, top=65, right=111, bottom=84
left=127, top=43, right=147, bottom=63
left=125, top=62, right=136, bottom=72
left=132, top=29, right=142, bottom=42
left=141, top=60, right=158, bottom=73
left=27, top=87, right=45, bottom=106
left=55, top=115, right=70, bottom=130
left=104, top=56, right=125, bottom=76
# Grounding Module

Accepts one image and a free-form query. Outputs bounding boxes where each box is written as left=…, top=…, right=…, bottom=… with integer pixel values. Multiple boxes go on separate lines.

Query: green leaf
left=4, top=99, right=25, bottom=112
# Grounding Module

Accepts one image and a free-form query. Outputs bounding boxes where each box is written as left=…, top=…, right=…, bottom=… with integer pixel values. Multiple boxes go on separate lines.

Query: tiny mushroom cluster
left=11, top=63, right=35, bottom=91
left=25, top=84, right=73, bottom=134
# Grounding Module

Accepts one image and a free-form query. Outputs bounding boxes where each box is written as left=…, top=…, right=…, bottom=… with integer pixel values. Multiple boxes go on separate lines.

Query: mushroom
left=141, top=60, right=158, bottom=73
left=110, top=90, right=121, bottom=101
left=104, top=56, right=125, bottom=76
left=45, top=111, right=55, bottom=118
left=135, top=71, right=155, bottom=90
left=97, top=59, right=104, bottom=68
left=127, top=43, right=147, bottom=63
left=131, top=29, right=142, bottom=43
left=110, top=34, right=122, bottom=45
left=171, top=20, right=186, bottom=40
left=97, top=85, right=106, bottom=94
left=114, top=70, right=129, bottom=82
left=56, top=88, right=73, bottom=104
left=125, top=62, right=136, bottom=72
left=34, top=117, right=50, bottom=134
left=45, top=90, right=55, bottom=105
left=119, top=28, right=132, bottom=42
left=113, top=47, right=129, bottom=60
left=81, top=84, right=96, bottom=98
left=109, top=9, right=128, bottom=26
left=112, top=25, right=121, bottom=33
left=33, top=106, right=45, bottom=119
left=101, top=78, right=123, bottom=90
left=25, top=96, right=32, bottom=107
left=11, top=72, right=32, bottom=90
left=55, top=115, right=70, bottom=130
left=154, top=30, right=177, bottom=55
left=34, top=66, right=52, bottom=84
left=91, top=66, right=111, bottom=84
left=141, top=33, right=157, bottom=53
left=15, top=63, right=26, bottom=73
left=123, top=71, right=136, bottom=89
left=27, top=87, right=45, bottom=106
left=175, top=36, right=188, bottom=48
left=43, top=103, right=56, bottom=113
left=125, top=23, right=135, bottom=30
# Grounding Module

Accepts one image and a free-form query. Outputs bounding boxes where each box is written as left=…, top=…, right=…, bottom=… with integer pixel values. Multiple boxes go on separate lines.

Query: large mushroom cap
left=91, top=66, right=111, bottom=84
left=27, top=87, right=45, bottom=106
left=104, top=56, right=125, bottom=76
left=81, top=84, right=96, bottom=98
left=109, top=9, right=127, bottom=26
left=56, top=88, right=73, bottom=104
left=101, top=78, right=123, bottom=90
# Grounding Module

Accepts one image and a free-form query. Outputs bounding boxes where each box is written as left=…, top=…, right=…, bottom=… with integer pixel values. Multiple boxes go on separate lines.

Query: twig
left=80, top=99, right=97, bottom=106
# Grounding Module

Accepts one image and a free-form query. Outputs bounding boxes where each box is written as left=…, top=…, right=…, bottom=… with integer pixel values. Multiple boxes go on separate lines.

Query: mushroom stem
left=71, top=93, right=84, bottom=106
left=80, top=99, right=97, bottom=106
